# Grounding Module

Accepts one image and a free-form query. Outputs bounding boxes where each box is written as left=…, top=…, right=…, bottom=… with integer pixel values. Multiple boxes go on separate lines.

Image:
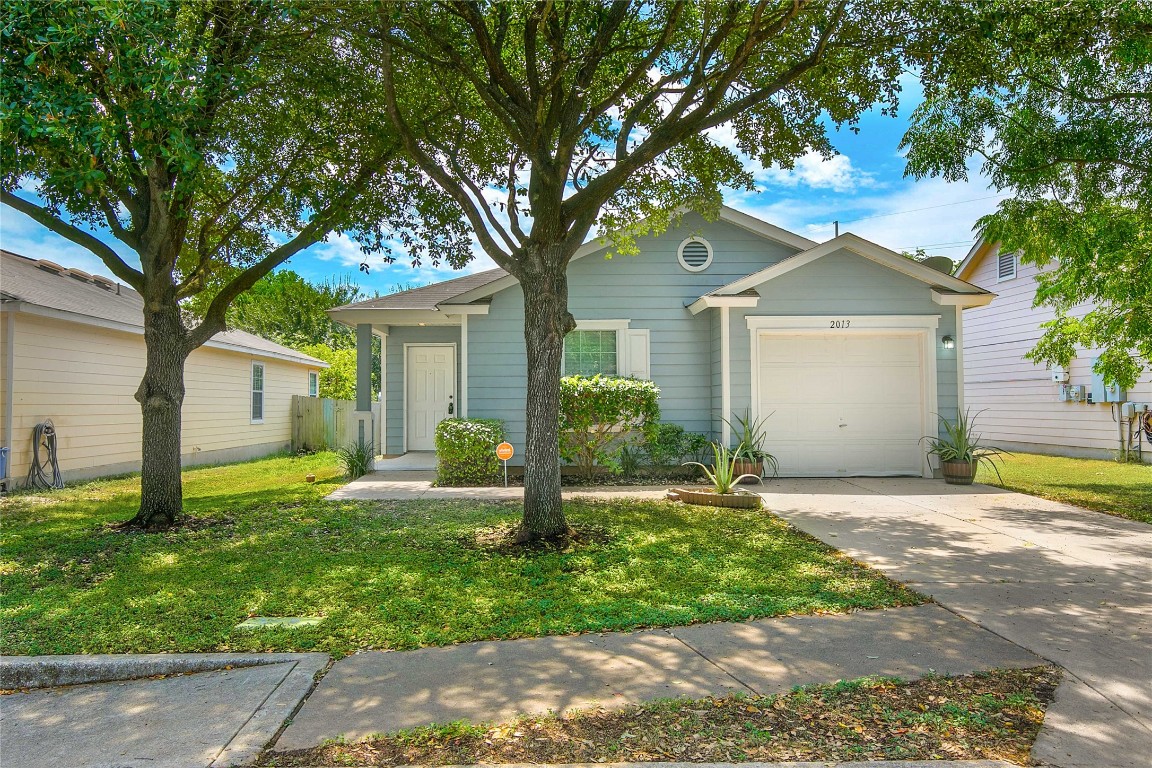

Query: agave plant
left=722, top=409, right=780, bottom=478
left=684, top=443, right=763, bottom=494
left=921, top=409, right=1009, bottom=481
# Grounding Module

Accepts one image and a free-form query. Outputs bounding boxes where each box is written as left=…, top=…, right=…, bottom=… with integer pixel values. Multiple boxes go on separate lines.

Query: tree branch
left=1, top=191, right=144, bottom=290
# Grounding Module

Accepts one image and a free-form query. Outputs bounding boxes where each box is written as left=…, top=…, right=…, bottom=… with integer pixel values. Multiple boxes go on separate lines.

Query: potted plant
left=671, top=443, right=763, bottom=508
left=921, top=409, right=1009, bottom=485
left=723, top=410, right=779, bottom=481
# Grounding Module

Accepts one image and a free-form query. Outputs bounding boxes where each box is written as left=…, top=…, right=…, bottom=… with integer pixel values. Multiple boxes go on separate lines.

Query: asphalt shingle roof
left=336, top=268, right=508, bottom=311
left=0, top=250, right=326, bottom=366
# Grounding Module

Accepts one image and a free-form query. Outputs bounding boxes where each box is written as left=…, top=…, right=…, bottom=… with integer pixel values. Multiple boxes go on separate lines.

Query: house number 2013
left=829, top=319, right=851, bottom=329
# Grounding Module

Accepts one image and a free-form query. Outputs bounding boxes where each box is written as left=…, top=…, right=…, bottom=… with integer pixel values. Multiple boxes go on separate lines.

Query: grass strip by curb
left=262, top=666, right=1060, bottom=766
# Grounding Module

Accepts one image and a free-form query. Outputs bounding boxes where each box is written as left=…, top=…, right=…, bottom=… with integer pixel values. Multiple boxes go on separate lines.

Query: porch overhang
left=686, top=294, right=760, bottom=316
left=326, top=304, right=490, bottom=330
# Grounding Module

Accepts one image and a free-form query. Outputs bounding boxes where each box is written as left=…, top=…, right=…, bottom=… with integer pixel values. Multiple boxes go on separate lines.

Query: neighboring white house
left=330, top=206, right=994, bottom=477
left=0, top=250, right=326, bottom=485
left=958, top=240, right=1152, bottom=461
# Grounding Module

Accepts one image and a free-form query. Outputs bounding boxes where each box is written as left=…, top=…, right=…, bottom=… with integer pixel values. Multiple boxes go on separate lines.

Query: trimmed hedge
left=559, top=375, right=661, bottom=479
left=434, top=418, right=505, bottom=486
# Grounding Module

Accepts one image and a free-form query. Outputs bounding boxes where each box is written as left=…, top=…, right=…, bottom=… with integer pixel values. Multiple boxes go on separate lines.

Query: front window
left=564, top=330, right=618, bottom=376
left=251, top=362, right=265, bottom=422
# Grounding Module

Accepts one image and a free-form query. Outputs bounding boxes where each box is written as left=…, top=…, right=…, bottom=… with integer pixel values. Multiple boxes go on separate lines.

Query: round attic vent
left=677, top=237, right=713, bottom=272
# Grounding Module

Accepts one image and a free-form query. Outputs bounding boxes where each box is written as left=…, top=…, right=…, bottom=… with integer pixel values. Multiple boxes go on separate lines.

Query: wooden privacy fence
left=292, top=396, right=380, bottom=452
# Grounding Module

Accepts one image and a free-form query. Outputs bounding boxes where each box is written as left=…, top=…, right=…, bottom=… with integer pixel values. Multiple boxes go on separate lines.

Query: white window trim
left=677, top=236, right=714, bottom=272
left=251, top=361, right=265, bottom=424
left=563, top=320, right=651, bottom=380
left=996, top=251, right=1017, bottom=282
left=307, top=370, right=319, bottom=398
left=746, top=315, right=939, bottom=479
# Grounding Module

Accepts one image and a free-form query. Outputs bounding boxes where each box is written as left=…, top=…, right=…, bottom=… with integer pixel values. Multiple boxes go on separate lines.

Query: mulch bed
left=263, top=666, right=1060, bottom=766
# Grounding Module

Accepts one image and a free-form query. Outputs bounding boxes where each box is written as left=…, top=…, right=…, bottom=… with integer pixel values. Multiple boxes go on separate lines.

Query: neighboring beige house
left=958, top=241, right=1152, bottom=461
left=0, top=250, right=325, bottom=486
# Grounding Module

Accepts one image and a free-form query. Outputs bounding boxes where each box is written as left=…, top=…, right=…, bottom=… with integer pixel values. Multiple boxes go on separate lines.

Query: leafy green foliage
left=921, top=410, right=1009, bottom=481
left=297, top=344, right=356, bottom=401
left=684, top=444, right=764, bottom=495
left=641, top=423, right=711, bottom=468
left=335, top=441, right=374, bottom=479
left=0, top=454, right=923, bottom=657
left=434, top=418, right=506, bottom=486
left=559, top=376, right=660, bottom=481
left=902, top=1, right=1151, bottom=388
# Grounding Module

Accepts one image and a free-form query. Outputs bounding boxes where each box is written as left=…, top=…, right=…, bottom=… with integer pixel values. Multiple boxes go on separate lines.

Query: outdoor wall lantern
left=941, top=335, right=955, bottom=350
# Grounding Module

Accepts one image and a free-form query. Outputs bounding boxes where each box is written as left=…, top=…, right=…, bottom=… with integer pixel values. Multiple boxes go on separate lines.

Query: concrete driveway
left=762, top=477, right=1152, bottom=768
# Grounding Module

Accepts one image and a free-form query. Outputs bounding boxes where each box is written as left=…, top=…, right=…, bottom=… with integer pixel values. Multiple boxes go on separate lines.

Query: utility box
left=1089, top=359, right=1125, bottom=403
left=1050, top=367, right=1069, bottom=383
left=1060, top=384, right=1086, bottom=402
left=1122, top=402, right=1149, bottom=418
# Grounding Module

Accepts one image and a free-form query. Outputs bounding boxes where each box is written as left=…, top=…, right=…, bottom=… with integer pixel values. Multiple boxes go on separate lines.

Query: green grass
left=976, top=451, right=1152, bottom=524
left=1, top=453, right=922, bottom=657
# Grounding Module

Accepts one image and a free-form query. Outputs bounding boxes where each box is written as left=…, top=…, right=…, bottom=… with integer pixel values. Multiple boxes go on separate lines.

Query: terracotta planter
left=732, top=458, right=762, bottom=482
left=941, top=460, right=978, bottom=485
left=668, top=488, right=763, bottom=509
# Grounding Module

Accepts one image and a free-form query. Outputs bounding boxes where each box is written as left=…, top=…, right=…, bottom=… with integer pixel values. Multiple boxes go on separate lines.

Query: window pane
left=252, top=364, right=264, bottom=392
left=564, top=330, right=617, bottom=376
left=252, top=392, right=263, bottom=421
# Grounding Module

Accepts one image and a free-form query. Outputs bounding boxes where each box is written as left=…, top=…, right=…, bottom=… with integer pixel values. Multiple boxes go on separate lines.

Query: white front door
left=757, top=332, right=926, bottom=476
left=406, top=345, right=456, bottom=451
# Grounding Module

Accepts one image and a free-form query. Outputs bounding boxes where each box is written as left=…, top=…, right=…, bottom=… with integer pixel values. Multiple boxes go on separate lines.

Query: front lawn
left=1, top=453, right=922, bottom=657
left=977, top=452, right=1152, bottom=524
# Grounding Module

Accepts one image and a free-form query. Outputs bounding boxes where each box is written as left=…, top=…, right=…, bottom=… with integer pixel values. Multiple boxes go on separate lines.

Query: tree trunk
left=518, top=249, right=576, bottom=541
left=127, top=297, right=188, bottom=529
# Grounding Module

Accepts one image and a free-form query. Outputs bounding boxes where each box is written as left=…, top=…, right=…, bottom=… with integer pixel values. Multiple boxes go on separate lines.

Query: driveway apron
left=763, top=477, right=1152, bottom=768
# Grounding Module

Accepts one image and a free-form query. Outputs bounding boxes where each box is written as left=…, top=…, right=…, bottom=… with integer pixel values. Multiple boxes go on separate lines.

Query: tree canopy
left=903, top=0, right=1151, bottom=389
left=1, top=0, right=468, bottom=525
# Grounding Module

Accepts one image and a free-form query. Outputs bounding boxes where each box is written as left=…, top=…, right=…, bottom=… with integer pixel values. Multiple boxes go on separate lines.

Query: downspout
left=721, top=305, right=731, bottom=449
left=460, top=314, right=468, bottom=418
left=955, top=305, right=965, bottom=416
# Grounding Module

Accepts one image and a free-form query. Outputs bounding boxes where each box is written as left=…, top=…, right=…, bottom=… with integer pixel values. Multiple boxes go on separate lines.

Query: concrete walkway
left=0, top=653, right=328, bottom=768
left=326, top=470, right=671, bottom=502
left=275, top=602, right=1042, bottom=752
left=763, top=478, right=1152, bottom=768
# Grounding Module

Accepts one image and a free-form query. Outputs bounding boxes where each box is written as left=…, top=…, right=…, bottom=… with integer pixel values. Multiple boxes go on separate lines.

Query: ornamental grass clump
left=435, top=418, right=505, bottom=486
left=684, top=443, right=764, bottom=494
left=559, top=375, right=660, bottom=481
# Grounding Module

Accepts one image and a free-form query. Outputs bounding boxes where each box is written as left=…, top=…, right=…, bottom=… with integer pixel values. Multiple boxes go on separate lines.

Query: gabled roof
left=0, top=250, right=326, bottom=367
left=701, top=232, right=994, bottom=306
left=955, top=239, right=996, bottom=281
left=331, top=206, right=819, bottom=315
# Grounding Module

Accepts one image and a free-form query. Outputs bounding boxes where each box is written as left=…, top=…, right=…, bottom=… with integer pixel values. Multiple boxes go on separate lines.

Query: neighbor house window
left=308, top=370, right=319, bottom=397
left=997, top=251, right=1017, bottom=281
left=564, top=330, right=618, bottom=376
left=251, top=362, right=265, bottom=422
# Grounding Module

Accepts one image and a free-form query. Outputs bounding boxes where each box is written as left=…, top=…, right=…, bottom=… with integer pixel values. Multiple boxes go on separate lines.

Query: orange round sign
left=496, top=442, right=514, bottom=461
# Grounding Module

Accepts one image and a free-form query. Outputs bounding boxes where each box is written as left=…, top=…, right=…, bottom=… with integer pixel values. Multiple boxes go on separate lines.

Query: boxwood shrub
left=559, top=375, right=660, bottom=480
left=434, top=418, right=506, bottom=486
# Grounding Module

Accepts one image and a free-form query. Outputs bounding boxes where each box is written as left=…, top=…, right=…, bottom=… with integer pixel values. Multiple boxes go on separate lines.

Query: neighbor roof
left=0, top=250, right=326, bottom=367
left=335, top=268, right=507, bottom=311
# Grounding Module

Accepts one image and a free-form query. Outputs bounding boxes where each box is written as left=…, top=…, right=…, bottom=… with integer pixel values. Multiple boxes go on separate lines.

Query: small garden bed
left=262, top=666, right=1060, bottom=766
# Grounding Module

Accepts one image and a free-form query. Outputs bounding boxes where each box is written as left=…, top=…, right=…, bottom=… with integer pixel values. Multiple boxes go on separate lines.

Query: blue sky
left=0, top=76, right=1000, bottom=297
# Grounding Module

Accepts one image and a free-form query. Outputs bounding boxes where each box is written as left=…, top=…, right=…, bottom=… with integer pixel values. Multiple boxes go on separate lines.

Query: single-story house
left=329, top=206, right=994, bottom=477
left=0, top=249, right=326, bottom=486
left=958, top=241, right=1152, bottom=461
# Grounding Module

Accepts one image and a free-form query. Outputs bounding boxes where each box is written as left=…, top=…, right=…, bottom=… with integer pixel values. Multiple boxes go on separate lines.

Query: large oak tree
left=1, top=0, right=469, bottom=527
left=903, top=0, right=1151, bottom=388
left=346, top=0, right=926, bottom=540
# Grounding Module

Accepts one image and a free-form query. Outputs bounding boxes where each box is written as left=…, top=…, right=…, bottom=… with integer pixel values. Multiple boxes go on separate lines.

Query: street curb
left=0, top=652, right=331, bottom=690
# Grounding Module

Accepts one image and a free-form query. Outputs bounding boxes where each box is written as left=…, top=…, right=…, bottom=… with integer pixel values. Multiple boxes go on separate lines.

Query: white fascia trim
left=437, top=304, right=491, bottom=315
left=955, top=239, right=991, bottom=281
left=9, top=301, right=327, bottom=367
left=746, top=314, right=940, bottom=331
left=687, top=294, right=759, bottom=316
left=932, top=289, right=995, bottom=307
left=715, top=233, right=988, bottom=297
left=329, top=308, right=463, bottom=328
left=575, top=319, right=631, bottom=331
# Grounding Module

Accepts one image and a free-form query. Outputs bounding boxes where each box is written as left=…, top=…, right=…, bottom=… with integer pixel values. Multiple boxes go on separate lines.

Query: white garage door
left=757, top=332, right=926, bottom=476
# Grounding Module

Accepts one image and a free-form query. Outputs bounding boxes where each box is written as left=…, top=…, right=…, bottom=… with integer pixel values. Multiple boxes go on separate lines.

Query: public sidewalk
left=273, top=603, right=1043, bottom=752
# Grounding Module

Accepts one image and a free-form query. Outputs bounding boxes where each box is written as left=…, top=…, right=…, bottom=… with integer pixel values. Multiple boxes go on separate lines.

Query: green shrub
left=336, top=440, right=374, bottom=479
left=643, top=422, right=711, bottom=467
left=559, top=375, right=660, bottom=480
left=434, top=418, right=505, bottom=486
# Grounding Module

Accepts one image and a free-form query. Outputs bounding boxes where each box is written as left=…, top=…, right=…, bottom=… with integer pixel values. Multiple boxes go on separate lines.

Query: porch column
left=356, top=323, right=373, bottom=412
left=721, top=305, right=732, bottom=448
left=460, top=314, right=469, bottom=418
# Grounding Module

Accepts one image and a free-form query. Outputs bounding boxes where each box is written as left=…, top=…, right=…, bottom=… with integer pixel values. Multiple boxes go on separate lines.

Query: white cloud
left=755, top=153, right=877, bottom=193
left=0, top=207, right=136, bottom=280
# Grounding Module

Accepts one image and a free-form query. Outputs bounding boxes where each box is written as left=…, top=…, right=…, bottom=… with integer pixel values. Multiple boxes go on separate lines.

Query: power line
left=830, top=193, right=1010, bottom=227
left=898, top=240, right=974, bottom=249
